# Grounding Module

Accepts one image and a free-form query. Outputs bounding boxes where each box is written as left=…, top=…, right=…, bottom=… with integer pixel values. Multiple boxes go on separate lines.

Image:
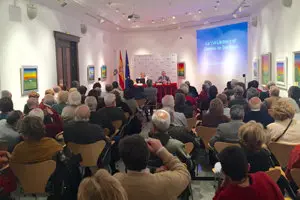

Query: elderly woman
left=239, top=121, right=272, bottom=173
left=202, top=98, right=230, bottom=127
left=162, top=95, right=187, bottom=128
left=264, top=86, right=280, bottom=109
left=244, top=97, right=274, bottom=128
left=217, top=94, right=230, bottom=118
left=228, top=86, right=247, bottom=108
left=52, top=91, right=68, bottom=115
left=267, top=98, right=300, bottom=144
left=180, top=83, right=196, bottom=106
left=10, top=116, right=62, bottom=164
left=61, top=91, right=82, bottom=123
left=23, top=91, right=40, bottom=115
left=198, top=83, right=210, bottom=111
left=0, top=97, right=14, bottom=120
left=174, top=93, right=193, bottom=118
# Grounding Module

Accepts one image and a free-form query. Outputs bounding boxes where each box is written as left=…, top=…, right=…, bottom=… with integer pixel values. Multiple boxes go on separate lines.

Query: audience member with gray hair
left=63, top=105, right=106, bottom=144
left=24, top=97, right=39, bottom=115
left=162, top=95, right=187, bottom=128
left=246, top=87, right=260, bottom=100
left=209, top=105, right=245, bottom=147
left=61, top=91, right=82, bottom=123
left=0, top=110, right=22, bottom=152
left=260, top=81, right=276, bottom=101
left=1, top=90, right=12, bottom=99
left=52, top=91, right=68, bottom=115
left=85, top=96, right=98, bottom=112
left=263, top=86, right=280, bottom=109
left=185, top=81, right=198, bottom=98
left=144, top=79, right=158, bottom=119
left=28, top=108, right=44, bottom=121
left=43, top=94, right=55, bottom=107
left=228, top=86, right=248, bottom=109
left=174, top=93, right=193, bottom=118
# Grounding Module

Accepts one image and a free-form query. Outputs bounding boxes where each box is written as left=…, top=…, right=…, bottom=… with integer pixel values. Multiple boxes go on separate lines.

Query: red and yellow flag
left=118, top=51, right=125, bottom=90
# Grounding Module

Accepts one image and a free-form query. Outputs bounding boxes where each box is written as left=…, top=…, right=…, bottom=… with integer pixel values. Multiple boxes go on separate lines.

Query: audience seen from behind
left=112, top=81, right=124, bottom=98
left=198, top=83, right=210, bottom=111
left=184, top=81, right=198, bottom=98
left=213, top=146, right=284, bottom=200
left=144, top=79, right=158, bottom=117
left=267, top=98, right=300, bottom=144
left=209, top=105, right=244, bottom=147
left=0, top=97, right=14, bottom=120
left=78, top=169, right=128, bottom=200
left=174, top=92, right=193, bottom=118
left=0, top=111, right=23, bottom=152
left=180, top=83, right=196, bottom=106
left=114, top=135, right=190, bottom=200
left=78, top=85, right=88, bottom=104
left=243, top=97, right=274, bottom=128
left=260, top=81, right=276, bottom=101
left=10, top=116, right=62, bottom=164
left=228, top=85, right=247, bottom=108
left=23, top=91, right=40, bottom=115
left=263, top=85, right=281, bottom=109
left=52, top=90, right=69, bottom=115
left=216, top=93, right=230, bottom=118
left=0, top=90, right=12, bottom=99
left=202, top=98, right=230, bottom=127
left=111, top=90, right=132, bottom=116
left=288, top=86, right=300, bottom=108
left=61, top=91, right=82, bottom=123
left=162, top=95, right=187, bottom=128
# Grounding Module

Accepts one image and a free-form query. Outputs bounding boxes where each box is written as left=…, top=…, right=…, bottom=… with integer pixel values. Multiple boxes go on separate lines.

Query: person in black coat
left=63, top=105, right=107, bottom=144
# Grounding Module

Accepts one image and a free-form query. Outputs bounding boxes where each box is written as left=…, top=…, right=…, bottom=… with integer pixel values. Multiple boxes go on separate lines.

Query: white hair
left=1, top=90, right=12, bottom=98
left=180, top=84, right=189, bottom=95
left=162, top=95, right=175, bottom=108
left=61, top=106, right=76, bottom=122
left=28, top=108, right=44, bottom=121
left=68, top=91, right=81, bottom=106
left=85, top=96, right=98, bottom=112
left=43, top=94, right=55, bottom=106
left=152, top=109, right=171, bottom=132
left=74, top=105, right=90, bottom=122
left=104, top=93, right=116, bottom=107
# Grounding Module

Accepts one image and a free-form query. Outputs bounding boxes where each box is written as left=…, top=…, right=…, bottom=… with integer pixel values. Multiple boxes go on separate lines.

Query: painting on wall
left=87, top=65, right=95, bottom=82
left=177, top=62, right=185, bottom=77
left=294, top=52, right=300, bottom=86
left=252, top=59, right=259, bottom=81
left=261, top=53, right=272, bottom=85
left=101, top=65, right=107, bottom=79
left=21, top=66, right=38, bottom=95
left=276, top=58, right=288, bottom=89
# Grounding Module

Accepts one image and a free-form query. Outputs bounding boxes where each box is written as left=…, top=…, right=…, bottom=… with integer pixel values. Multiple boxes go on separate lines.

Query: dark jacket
left=242, top=146, right=272, bottom=173
left=175, top=104, right=193, bottom=118
left=188, top=86, right=198, bottom=98
left=63, top=121, right=106, bottom=144
left=168, top=125, right=200, bottom=149
left=243, top=110, right=274, bottom=128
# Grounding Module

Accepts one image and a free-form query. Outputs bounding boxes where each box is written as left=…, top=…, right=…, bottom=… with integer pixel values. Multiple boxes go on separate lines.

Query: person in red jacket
left=213, top=146, right=284, bottom=200
left=0, top=151, right=17, bottom=197
left=286, top=145, right=300, bottom=194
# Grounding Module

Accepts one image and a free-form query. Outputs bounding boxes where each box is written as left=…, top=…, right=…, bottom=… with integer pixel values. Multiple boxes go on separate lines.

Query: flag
left=125, top=51, right=131, bottom=88
left=118, top=51, right=125, bottom=90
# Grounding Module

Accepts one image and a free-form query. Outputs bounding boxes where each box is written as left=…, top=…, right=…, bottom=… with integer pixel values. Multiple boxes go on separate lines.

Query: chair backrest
left=184, top=142, right=194, bottom=154
left=291, top=168, right=300, bottom=188
left=265, top=168, right=281, bottom=183
left=68, top=140, right=106, bottom=167
left=214, top=142, right=241, bottom=153
left=187, top=117, right=197, bottom=132
left=195, top=126, right=217, bottom=150
left=268, top=142, right=297, bottom=168
left=10, top=160, right=56, bottom=195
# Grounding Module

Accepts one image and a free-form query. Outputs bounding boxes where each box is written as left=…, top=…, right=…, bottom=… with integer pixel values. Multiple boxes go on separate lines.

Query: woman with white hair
left=61, top=91, right=82, bottom=123
left=162, top=95, right=187, bottom=128
left=52, top=91, right=68, bottom=115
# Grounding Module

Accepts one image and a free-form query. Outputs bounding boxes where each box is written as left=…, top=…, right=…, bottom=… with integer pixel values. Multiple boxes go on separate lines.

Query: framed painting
left=261, top=53, right=272, bottom=85
left=252, top=58, right=259, bottom=81
left=177, top=62, right=185, bottom=77
left=294, top=52, right=300, bottom=86
left=21, top=66, right=38, bottom=96
left=276, top=58, right=288, bottom=89
left=101, top=65, right=107, bottom=79
left=87, top=65, right=95, bottom=82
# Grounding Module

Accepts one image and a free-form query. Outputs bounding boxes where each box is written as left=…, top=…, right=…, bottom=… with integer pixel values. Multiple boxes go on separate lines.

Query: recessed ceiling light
left=128, top=18, right=131, bottom=21
left=122, top=13, right=126, bottom=17
left=198, top=9, right=202, bottom=14
left=151, top=20, right=155, bottom=24
left=185, top=12, right=192, bottom=16
left=116, top=27, right=120, bottom=31
left=204, top=21, right=210, bottom=25
left=214, top=6, right=218, bottom=11
left=162, top=17, right=165, bottom=22
left=216, top=1, right=220, bottom=6
left=233, top=13, right=237, bottom=18
left=115, top=8, right=120, bottom=13
left=100, top=19, right=105, bottom=24
left=172, top=16, right=176, bottom=19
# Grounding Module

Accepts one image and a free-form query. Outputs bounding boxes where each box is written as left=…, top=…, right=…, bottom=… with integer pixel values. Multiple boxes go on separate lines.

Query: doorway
left=54, top=31, right=80, bottom=89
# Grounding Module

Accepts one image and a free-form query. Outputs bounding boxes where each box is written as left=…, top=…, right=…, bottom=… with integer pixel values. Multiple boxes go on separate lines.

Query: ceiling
left=32, top=0, right=271, bottom=31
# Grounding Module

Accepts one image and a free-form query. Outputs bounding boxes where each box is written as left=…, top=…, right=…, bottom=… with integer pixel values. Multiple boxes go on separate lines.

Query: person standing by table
left=157, top=71, right=171, bottom=84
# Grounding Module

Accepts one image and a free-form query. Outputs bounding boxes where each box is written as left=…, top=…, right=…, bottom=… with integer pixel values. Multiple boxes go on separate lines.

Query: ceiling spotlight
left=185, top=12, right=192, bottom=16
left=239, top=7, right=243, bottom=12
left=151, top=20, right=155, bottom=24
left=233, top=13, right=237, bottom=18
left=100, top=19, right=105, bottom=24
left=116, top=27, right=120, bottom=31
left=162, top=17, right=165, bottom=22
left=198, top=9, right=202, bottom=14
left=216, top=1, right=220, bottom=6
left=204, top=21, right=210, bottom=25
left=115, top=8, right=120, bottom=13
left=122, top=13, right=126, bottom=17
left=172, top=16, right=176, bottom=19
left=214, top=6, right=218, bottom=11
left=128, top=18, right=131, bottom=21
left=27, top=3, right=38, bottom=20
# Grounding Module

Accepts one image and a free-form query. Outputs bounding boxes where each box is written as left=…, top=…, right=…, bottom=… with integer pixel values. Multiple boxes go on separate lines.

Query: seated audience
left=71, top=80, right=80, bottom=89
left=52, top=91, right=68, bottom=115
left=208, top=85, right=218, bottom=102
left=260, top=81, right=276, bottom=101
left=198, top=83, right=210, bottom=111
left=246, top=87, right=260, bottom=101
left=78, top=169, right=128, bottom=200
left=228, top=86, right=247, bottom=108
left=210, top=105, right=244, bottom=147
left=53, top=85, right=61, bottom=100
left=85, top=96, right=98, bottom=112
left=202, top=98, right=230, bottom=128
left=24, top=97, right=39, bottom=115
left=78, top=85, right=88, bottom=104
left=180, top=83, right=196, bottom=106
left=239, top=121, right=271, bottom=173
left=125, top=79, right=145, bottom=99
left=288, top=86, right=300, bottom=108
left=0, top=111, right=22, bottom=152
left=217, top=94, right=230, bottom=118
left=23, top=91, right=40, bottom=115
left=45, top=89, right=55, bottom=96
left=101, top=84, right=114, bottom=98
left=264, top=86, right=280, bottom=109
left=112, top=91, right=132, bottom=116
left=10, top=116, right=63, bottom=164
left=112, top=81, right=124, bottom=97
left=248, top=80, right=261, bottom=93
left=63, top=105, right=106, bottom=144
left=223, top=81, right=234, bottom=98
left=213, top=146, right=284, bottom=200
left=90, top=93, right=125, bottom=136
left=0, top=90, right=12, bottom=99
left=185, top=81, right=198, bottom=98
left=0, top=97, right=13, bottom=120
left=114, top=135, right=190, bottom=200
left=61, top=91, right=82, bottom=123
left=174, top=93, right=193, bottom=118
left=267, top=98, right=300, bottom=144
left=162, top=95, right=187, bottom=128
left=283, top=97, right=300, bottom=120
left=244, top=97, right=274, bottom=128
left=123, top=89, right=138, bottom=114
left=144, top=79, right=157, bottom=117
left=69, top=87, right=78, bottom=93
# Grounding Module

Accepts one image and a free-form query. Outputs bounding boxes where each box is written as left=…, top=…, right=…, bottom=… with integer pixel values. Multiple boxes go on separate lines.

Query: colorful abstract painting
left=261, top=53, right=272, bottom=85
left=21, top=66, right=38, bottom=95
left=253, top=59, right=259, bottom=81
left=87, top=66, right=95, bottom=82
left=101, top=65, right=107, bottom=79
left=276, top=58, right=287, bottom=89
left=294, top=52, right=300, bottom=86
left=177, top=62, right=185, bottom=77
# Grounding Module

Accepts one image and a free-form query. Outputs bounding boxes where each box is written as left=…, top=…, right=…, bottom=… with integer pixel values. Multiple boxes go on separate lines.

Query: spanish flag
left=118, top=51, right=125, bottom=90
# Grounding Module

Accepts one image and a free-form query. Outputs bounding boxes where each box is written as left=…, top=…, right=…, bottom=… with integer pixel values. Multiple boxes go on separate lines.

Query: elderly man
left=157, top=71, right=171, bottom=83
left=0, top=90, right=12, bottom=99
left=209, top=105, right=245, bottom=147
left=228, top=86, right=247, bottom=108
left=24, top=97, right=39, bottom=115
left=90, top=93, right=125, bottom=136
left=63, top=105, right=106, bottom=144
left=61, top=91, right=82, bottom=122
left=264, top=86, right=280, bottom=109
left=260, top=81, right=276, bottom=101
left=114, top=135, right=190, bottom=200
left=162, top=95, right=187, bottom=128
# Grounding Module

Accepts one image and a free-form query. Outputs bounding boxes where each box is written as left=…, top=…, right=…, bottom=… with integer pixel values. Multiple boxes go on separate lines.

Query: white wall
left=0, top=0, right=116, bottom=110
left=250, top=0, right=300, bottom=96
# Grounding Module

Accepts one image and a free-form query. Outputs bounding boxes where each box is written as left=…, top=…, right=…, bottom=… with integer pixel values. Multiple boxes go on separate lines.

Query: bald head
left=74, top=105, right=90, bottom=122
left=152, top=109, right=171, bottom=132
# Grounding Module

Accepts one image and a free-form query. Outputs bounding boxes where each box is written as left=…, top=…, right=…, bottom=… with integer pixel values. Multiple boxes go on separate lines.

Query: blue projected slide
left=197, top=22, right=248, bottom=76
